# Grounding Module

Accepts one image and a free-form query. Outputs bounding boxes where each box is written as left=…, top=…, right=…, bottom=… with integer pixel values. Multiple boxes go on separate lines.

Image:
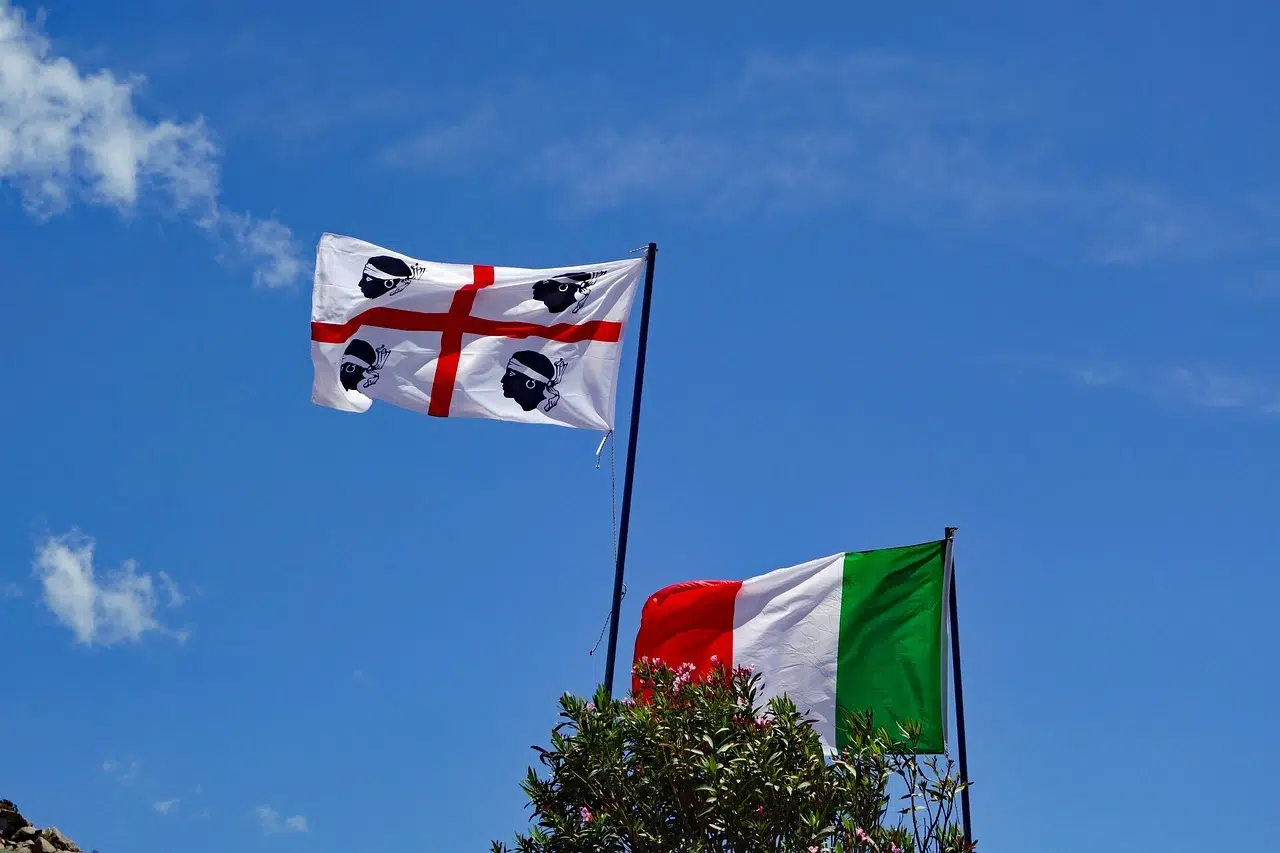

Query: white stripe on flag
left=732, top=553, right=845, bottom=751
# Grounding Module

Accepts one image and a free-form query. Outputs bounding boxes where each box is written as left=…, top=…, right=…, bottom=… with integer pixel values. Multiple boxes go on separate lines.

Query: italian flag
left=632, top=540, right=950, bottom=754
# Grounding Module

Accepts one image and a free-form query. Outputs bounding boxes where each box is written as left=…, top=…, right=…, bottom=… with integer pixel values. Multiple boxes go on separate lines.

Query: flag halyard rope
left=589, top=431, right=623, bottom=658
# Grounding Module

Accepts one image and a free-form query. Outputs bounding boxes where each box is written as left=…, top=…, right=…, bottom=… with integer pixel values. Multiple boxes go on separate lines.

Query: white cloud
left=157, top=571, right=185, bottom=607
left=0, top=1, right=303, bottom=286
left=1162, top=368, right=1280, bottom=413
left=0, top=0, right=215, bottom=216
left=1068, top=364, right=1128, bottom=389
left=256, top=805, right=308, bottom=835
left=102, top=758, right=140, bottom=782
left=218, top=210, right=305, bottom=289
left=33, top=531, right=187, bottom=646
left=153, top=799, right=179, bottom=815
left=1067, top=362, right=1280, bottom=416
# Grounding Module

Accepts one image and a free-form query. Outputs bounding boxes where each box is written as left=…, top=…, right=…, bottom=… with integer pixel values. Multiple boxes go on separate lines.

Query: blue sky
left=1, top=0, right=1277, bottom=850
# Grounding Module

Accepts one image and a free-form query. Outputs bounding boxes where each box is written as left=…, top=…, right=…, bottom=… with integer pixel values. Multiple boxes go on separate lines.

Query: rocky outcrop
left=0, top=801, right=84, bottom=853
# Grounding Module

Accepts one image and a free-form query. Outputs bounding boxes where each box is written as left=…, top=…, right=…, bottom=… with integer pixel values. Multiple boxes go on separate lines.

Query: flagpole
left=602, top=242, right=659, bottom=698
left=944, top=526, right=974, bottom=846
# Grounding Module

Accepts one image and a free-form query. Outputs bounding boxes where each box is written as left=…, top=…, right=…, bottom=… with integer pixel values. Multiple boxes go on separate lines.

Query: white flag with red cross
left=310, top=233, right=646, bottom=430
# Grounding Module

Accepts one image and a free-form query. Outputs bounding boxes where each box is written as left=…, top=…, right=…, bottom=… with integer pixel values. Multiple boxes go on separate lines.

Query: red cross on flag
left=310, top=233, right=647, bottom=430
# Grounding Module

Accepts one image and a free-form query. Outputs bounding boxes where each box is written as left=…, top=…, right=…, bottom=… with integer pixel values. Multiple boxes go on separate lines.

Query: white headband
left=363, top=264, right=402, bottom=281
left=342, top=354, right=373, bottom=370
left=507, top=359, right=553, bottom=384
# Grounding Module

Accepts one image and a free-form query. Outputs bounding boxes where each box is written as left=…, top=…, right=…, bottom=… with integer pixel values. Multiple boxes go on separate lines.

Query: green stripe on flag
left=835, top=540, right=947, bottom=754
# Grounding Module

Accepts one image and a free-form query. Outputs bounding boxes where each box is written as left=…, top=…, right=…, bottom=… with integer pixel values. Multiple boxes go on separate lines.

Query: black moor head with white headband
left=501, top=350, right=568, bottom=413
left=339, top=339, right=390, bottom=391
left=358, top=255, right=424, bottom=300
left=531, top=270, right=606, bottom=315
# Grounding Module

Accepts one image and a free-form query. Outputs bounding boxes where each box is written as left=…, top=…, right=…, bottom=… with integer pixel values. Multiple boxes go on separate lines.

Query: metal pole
left=945, top=527, right=974, bottom=846
left=602, top=242, right=658, bottom=697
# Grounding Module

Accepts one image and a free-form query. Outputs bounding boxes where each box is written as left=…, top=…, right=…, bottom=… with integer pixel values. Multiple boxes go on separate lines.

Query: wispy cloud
left=219, top=211, right=305, bottom=288
left=384, top=52, right=1274, bottom=265
left=256, top=805, right=308, bottom=835
left=102, top=758, right=141, bottom=783
left=153, top=798, right=179, bottom=815
left=33, top=530, right=188, bottom=646
left=156, top=571, right=186, bottom=607
left=0, top=1, right=303, bottom=287
left=380, top=105, right=502, bottom=171
left=1066, top=362, right=1280, bottom=416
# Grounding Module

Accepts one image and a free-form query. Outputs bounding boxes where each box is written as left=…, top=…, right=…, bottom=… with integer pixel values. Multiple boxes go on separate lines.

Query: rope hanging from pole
left=589, top=432, right=622, bottom=658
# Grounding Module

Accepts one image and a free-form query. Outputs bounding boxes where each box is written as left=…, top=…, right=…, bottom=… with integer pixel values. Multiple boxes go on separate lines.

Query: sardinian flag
left=310, top=233, right=646, bottom=430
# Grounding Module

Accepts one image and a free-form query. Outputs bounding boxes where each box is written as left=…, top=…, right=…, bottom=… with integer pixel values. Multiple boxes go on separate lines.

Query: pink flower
left=709, top=655, right=720, bottom=666
left=669, top=661, right=696, bottom=685
left=855, top=827, right=870, bottom=843
left=891, top=845, right=902, bottom=853
left=808, top=847, right=821, bottom=853
left=620, top=697, right=635, bottom=707
left=755, top=805, right=765, bottom=818
left=580, top=806, right=593, bottom=822
left=586, top=702, right=595, bottom=713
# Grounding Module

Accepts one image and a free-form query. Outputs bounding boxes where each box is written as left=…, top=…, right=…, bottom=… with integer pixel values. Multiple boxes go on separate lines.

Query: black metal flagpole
left=944, top=527, right=974, bottom=846
left=602, top=242, right=659, bottom=698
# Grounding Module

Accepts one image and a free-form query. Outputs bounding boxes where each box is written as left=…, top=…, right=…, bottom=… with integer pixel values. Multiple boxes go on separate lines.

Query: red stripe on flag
left=428, top=265, right=495, bottom=418
left=467, top=318, right=623, bottom=343
left=311, top=309, right=452, bottom=344
left=631, top=580, right=741, bottom=697
left=310, top=314, right=623, bottom=346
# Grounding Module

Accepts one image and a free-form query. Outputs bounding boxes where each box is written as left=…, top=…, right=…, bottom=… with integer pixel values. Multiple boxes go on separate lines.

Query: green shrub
left=494, top=658, right=974, bottom=852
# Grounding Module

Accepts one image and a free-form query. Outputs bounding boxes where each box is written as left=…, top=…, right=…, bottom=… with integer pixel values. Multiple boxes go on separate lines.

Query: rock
left=0, top=802, right=30, bottom=838
left=0, top=804, right=81, bottom=853
left=37, top=830, right=71, bottom=849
